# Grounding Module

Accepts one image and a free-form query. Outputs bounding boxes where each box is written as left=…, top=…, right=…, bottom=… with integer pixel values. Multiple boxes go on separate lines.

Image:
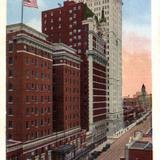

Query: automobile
left=102, top=143, right=111, bottom=152
left=91, top=151, right=101, bottom=158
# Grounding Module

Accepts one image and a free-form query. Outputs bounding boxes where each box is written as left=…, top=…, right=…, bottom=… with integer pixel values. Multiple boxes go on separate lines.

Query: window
left=69, top=24, right=72, bottom=28
left=9, top=69, right=13, bottom=77
left=8, top=96, right=13, bottom=102
left=8, top=108, right=13, bottom=115
left=44, top=14, right=47, bottom=18
left=78, top=5, right=81, bottom=10
left=8, top=121, right=13, bottom=128
left=69, top=38, right=72, bottom=42
left=8, top=134, right=12, bottom=139
left=9, top=57, right=13, bottom=64
left=78, top=49, right=81, bottom=53
left=8, top=44, right=13, bottom=51
left=26, top=96, right=29, bottom=102
left=8, top=83, right=13, bottom=90
left=26, top=121, right=29, bottom=128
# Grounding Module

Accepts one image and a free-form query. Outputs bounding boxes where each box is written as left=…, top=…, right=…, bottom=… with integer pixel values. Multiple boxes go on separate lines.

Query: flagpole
left=21, top=0, right=24, bottom=24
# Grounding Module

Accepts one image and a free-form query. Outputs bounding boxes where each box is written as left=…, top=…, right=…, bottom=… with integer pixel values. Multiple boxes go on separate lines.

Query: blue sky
left=122, top=0, right=151, bottom=38
left=8, top=0, right=151, bottom=37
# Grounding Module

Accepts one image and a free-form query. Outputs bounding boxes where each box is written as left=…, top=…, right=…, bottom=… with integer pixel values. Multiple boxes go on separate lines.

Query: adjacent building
left=42, top=1, right=108, bottom=145
left=42, top=0, right=89, bottom=132
left=122, top=130, right=152, bottom=160
left=52, top=43, right=81, bottom=132
left=85, top=18, right=107, bottom=145
left=123, top=96, right=145, bottom=126
left=72, top=0, right=124, bottom=135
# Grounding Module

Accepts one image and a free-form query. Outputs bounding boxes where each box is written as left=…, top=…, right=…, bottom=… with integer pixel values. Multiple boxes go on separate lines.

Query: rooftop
left=130, top=141, right=152, bottom=150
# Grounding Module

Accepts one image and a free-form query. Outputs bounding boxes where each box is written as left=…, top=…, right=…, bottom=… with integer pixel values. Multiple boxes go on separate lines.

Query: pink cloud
left=122, top=32, right=152, bottom=96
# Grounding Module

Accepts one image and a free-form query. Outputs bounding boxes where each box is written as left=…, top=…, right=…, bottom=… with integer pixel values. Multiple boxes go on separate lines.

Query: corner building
left=6, top=23, right=86, bottom=160
left=72, top=0, right=124, bottom=136
left=42, top=1, right=107, bottom=145
left=7, top=23, right=53, bottom=142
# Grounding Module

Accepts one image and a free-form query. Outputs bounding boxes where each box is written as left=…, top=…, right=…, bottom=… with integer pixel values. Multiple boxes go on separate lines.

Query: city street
left=98, top=114, right=152, bottom=160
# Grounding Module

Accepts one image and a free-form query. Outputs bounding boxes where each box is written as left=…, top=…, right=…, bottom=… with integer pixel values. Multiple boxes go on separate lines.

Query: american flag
left=23, top=0, right=38, bottom=8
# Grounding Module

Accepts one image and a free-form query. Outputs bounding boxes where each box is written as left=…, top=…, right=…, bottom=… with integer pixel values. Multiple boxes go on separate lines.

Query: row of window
left=65, top=113, right=79, bottom=120
left=8, top=43, right=52, bottom=60
left=25, top=96, right=52, bottom=103
left=26, top=70, right=51, bottom=80
left=65, top=87, right=79, bottom=93
left=64, top=96, right=79, bottom=102
left=65, top=105, right=79, bottom=111
left=8, top=128, right=51, bottom=141
left=8, top=95, right=52, bottom=103
left=25, top=118, right=51, bottom=128
left=65, top=122, right=79, bottom=129
left=25, top=56, right=52, bottom=69
left=25, top=129, right=51, bottom=140
left=25, top=83, right=51, bottom=91
left=25, top=106, right=51, bottom=115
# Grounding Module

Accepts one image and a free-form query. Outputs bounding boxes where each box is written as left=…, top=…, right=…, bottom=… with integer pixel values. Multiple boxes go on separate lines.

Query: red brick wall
left=7, top=31, right=53, bottom=142
left=129, top=149, right=152, bottom=160
left=53, top=58, right=80, bottom=131
left=42, top=1, right=89, bottom=131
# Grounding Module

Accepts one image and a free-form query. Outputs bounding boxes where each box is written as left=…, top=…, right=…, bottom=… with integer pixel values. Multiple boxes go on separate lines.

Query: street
left=98, top=114, right=152, bottom=160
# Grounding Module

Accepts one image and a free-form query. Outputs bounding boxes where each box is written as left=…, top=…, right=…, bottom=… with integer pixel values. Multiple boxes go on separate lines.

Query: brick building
left=6, top=23, right=86, bottom=160
left=84, top=18, right=107, bottom=144
left=123, top=131, right=152, bottom=160
left=42, top=1, right=89, bottom=131
left=52, top=43, right=81, bottom=132
left=7, top=140, right=23, bottom=160
left=7, top=23, right=53, bottom=142
left=42, top=1, right=107, bottom=145
left=123, top=97, right=144, bottom=126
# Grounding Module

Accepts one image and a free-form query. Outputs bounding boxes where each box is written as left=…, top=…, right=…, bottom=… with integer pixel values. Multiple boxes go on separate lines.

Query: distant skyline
left=122, top=0, right=151, bottom=96
left=7, top=0, right=151, bottom=96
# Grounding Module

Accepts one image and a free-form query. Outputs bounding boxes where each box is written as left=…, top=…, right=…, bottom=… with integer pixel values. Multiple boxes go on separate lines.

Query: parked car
left=102, top=144, right=111, bottom=152
left=91, top=151, right=101, bottom=158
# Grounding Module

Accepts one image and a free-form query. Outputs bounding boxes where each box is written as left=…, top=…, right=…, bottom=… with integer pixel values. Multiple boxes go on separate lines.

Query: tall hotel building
left=72, top=0, right=124, bottom=135
left=42, top=1, right=107, bottom=144
left=6, top=23, right=86, bottom=160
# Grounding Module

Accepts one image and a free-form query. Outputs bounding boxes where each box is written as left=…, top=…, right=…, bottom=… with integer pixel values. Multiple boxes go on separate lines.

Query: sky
left=122, top=0, right=151, bottom=96
left=7, top=0, right=151, bottom=97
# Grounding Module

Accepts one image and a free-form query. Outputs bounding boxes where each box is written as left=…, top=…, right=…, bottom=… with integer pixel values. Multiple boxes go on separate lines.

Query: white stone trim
left=93, top=74, right=106, bottom=79
left=88, top=55, right=93, bottom=132
left=93, top=101, right=106, bottom=104
left=93, top=81, right=106, bottom=86
left=53, top=64, right=80, bottom=70
left=93, top=67, right=106, bottom=74
left=17, top=50, right=52, bottom=61
left=93, top=113, right=106, bottom=118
